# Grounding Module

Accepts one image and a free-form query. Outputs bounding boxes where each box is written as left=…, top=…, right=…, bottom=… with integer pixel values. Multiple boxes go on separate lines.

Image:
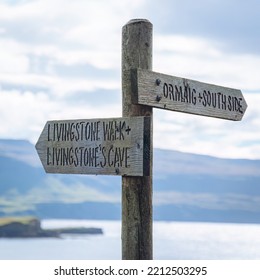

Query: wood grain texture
left=131, top=69, right=247, bottom=121
left=122, top=19, right=153, bottom=260
left=35, top=117, right=150, bottom=176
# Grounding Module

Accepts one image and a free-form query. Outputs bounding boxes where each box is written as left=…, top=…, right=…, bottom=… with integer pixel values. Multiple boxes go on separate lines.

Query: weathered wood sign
left=130, top=68, right=247, bottom=121
left=35, top=19, right=248, bottom=260
left=35, top=116, right=151, bottom=176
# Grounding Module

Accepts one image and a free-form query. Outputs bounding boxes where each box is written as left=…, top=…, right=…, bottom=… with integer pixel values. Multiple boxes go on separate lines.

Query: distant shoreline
left=0, top=217, right=103, bottom=238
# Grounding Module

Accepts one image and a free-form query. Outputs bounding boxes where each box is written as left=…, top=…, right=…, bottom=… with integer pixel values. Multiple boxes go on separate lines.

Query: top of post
left=124, top=19, right=152, bottom=27
left=122, top=19, right=153, bottom=73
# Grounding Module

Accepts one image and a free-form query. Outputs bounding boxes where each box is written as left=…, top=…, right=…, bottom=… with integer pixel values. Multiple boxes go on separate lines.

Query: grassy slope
left=0, top=216, right=37, bottom=226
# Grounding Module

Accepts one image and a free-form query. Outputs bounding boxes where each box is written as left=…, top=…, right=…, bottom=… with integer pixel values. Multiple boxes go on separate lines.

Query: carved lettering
left=163, top=82, right=196, bottom=105
left=46, top=145, right=130, bottom=169
left=161, top=81, right=244, bottom=114
left=45, top=119, right=133, bottom=170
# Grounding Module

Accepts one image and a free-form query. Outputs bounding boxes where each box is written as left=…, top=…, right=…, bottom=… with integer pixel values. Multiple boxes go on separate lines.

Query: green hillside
left=1, top=139, right=260, bottom=223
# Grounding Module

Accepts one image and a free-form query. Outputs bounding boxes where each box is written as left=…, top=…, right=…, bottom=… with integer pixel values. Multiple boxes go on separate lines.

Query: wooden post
left=121, top=19, right=153, bottom=259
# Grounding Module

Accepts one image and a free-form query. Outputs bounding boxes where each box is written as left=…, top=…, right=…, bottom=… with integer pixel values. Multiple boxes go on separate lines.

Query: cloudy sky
left=0, top=0, right=259, bottom=159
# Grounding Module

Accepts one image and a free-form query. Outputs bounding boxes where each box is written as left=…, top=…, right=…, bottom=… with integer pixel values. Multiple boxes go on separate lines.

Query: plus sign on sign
left=35, top=116, right=151, bottom=176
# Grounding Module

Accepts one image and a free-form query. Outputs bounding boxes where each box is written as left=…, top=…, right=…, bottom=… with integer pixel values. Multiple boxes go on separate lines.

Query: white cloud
left=154, top=35, right=260, bottom=91
left=152, top=34, right=260, bottom=160
left=0, top=0, right=259, bottom=159
left=154, top=93, right=260, bottom=159
left=0, top=89, right=54, bottom=139
left=0, top=87, right=121, bottom=143
left=0, top=0, right=146, bottom=69
left=0, top=39, right=29, bottom=73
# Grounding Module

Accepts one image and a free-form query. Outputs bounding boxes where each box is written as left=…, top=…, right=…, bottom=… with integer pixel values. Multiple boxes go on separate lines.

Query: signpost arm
left=121, top=19, right=153, bottom=259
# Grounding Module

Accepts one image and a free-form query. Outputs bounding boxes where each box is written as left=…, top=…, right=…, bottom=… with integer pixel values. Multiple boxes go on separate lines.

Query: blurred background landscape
left=0, top=0, right=260, bottom=259
left=1, top=139, right=260, bottom=224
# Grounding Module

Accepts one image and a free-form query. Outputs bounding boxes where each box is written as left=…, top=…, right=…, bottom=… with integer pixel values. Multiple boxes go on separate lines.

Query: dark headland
left=0, top=217, right=103, bottom=238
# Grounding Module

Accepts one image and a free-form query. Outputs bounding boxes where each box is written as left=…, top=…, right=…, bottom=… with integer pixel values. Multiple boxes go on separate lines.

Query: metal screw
left=155, top=79, right=161, bottom=86
left=156, top=95, right=162, bottom=102
left=115, top=168, right=119, bottom=175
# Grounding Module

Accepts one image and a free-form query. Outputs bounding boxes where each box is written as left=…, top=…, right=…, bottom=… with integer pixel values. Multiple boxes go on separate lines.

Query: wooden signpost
left=121, top=19, right=153, bottom=260
left=130, top=68, right=247, bottom=121
left=35, top=117, right=151, bottom=176
left=35, top=19, right=247, bottom=260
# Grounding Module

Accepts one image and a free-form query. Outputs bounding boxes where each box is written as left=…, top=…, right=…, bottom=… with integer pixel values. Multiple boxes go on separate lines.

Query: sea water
left=0, top=220, right=260, bottom=260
